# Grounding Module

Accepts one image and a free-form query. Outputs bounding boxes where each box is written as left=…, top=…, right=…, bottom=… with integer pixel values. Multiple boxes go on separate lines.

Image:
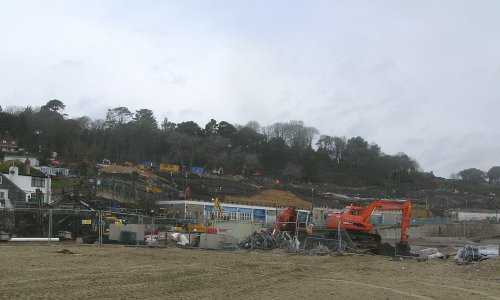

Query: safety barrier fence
left=0, top=208, right=199, bottom=245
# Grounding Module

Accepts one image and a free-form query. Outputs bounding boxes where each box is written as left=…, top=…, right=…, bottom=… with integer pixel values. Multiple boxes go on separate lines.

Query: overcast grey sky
left=1, top=1, right=499, bottom=177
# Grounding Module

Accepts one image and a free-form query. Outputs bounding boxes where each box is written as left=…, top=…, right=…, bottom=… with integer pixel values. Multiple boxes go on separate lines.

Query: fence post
left=152, top=217, right=155, bottom=244
left=98, top=210, right=102, bottom=245
left=337, top=215, right=342, bottom=255
left=137, top=214, right=142, bottom=246
left=48, top=209, right=52, bottom=245
left=394, top=216, right=399, bottom=259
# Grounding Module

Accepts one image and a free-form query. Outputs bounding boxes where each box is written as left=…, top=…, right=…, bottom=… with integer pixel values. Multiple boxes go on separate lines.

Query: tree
left=203, top=135, right=230, bottom=169
left=133, top=109, right=158, bottom=129
left=317, top=135, right=334, bottom=151
left=161, top=117, right=176, bottom=132
left=166, top=132, right=202, bottom=169
left=105, top=107, right=133, bottom=127
left=74, top=116, right=92, bottom=131
left=41, top=99, right=65, bottom=113
left=332, top=136, right=347, bottom=164
left=217, top=121, right=237, bottom=139
left=261, top=137, right=288, bottom=176
left=281, top=162, right=302, bottom=182
left=458, top=168, right=485, bottom=183
left=267, top=120, right=318, bottom=149
left=176, top=121, right=202, bottom=136
left=344, top=136, right=369, bottom=166
left=487, top=166, right=500, bottom=184
left=204, top=119, right=218, bottom=136
left=245, top=120, right=261, bottom=132
left=231, top=127, right=264, bottom=151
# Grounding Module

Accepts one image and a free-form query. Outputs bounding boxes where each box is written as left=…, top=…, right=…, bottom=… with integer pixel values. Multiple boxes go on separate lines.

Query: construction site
left=1, top=163, right=500, bottom=299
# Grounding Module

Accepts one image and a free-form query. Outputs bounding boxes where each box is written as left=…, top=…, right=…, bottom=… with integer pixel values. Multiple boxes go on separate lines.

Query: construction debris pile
left=454, top=245, right=499, bottom=263
left=239, top=228, right=291, bottom=250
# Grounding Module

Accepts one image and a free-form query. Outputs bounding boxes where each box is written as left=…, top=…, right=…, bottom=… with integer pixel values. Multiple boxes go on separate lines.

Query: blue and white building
left=156, top=200, right=279, bottom=225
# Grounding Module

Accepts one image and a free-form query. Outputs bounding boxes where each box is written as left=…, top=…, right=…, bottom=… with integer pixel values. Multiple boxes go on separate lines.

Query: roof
left=0, top=160, right=46, bottom=177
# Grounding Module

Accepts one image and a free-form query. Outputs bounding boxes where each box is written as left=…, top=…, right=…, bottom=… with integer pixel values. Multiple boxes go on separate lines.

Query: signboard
left=191, top=166, right=205, bottom=175
left=81, top=219, right=92, bottom=225
left=159, top=164, right=180, bottom=172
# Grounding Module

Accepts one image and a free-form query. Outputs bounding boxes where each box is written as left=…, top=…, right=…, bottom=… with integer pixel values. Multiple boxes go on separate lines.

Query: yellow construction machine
left=211, top=197, right=224, bottom=220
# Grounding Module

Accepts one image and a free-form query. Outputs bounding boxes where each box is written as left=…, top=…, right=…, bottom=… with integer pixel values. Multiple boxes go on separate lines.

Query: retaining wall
left=378, top=223, right=500, bottom=240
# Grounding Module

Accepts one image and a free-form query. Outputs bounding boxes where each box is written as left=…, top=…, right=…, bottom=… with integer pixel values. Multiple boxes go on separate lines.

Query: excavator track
left=308, top=228, right=381, bottom=252
left=310, top=228, right=412, bottom=256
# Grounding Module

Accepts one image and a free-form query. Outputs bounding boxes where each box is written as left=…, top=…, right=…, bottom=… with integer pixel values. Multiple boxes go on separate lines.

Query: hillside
left=86, top=167, right=500, bottom=212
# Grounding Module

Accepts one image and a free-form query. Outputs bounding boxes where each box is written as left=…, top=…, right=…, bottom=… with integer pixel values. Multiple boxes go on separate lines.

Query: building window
left=31, top=177, right=45, bottom=187
left=228, top=212, right=237, bottom=220
left=0, top=191, right=5, bottom=200
left=239, top=212, right=252, bottom=222
left=205, top=210, right=222, bottom=220
left=28, top=193, right=44, bottom=203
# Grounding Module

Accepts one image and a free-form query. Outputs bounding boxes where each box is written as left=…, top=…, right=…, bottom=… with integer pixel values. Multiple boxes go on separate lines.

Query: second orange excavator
left=325, top=200, right=412, bottom=245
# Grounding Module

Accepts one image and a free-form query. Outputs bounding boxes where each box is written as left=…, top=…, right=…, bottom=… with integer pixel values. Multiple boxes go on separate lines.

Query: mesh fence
left=0, top=208, right=97, bottom=241
left=0, top=208, right=197, bottom=245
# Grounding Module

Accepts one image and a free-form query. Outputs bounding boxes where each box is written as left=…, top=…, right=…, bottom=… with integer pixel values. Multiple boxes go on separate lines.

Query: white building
left=2, top=165, right=51, bottom=206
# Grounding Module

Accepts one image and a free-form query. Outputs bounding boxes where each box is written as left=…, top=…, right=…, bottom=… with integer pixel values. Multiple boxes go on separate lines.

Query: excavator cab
left=296, top=210, right=311, bottom=229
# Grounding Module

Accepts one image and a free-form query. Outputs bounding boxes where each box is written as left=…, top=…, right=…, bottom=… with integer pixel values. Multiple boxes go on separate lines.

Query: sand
left=1, top=244, right=499, bottom=299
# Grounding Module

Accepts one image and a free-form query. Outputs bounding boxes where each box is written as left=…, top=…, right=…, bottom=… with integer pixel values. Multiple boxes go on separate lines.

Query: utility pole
left=311, top=188, right=314, bottom=210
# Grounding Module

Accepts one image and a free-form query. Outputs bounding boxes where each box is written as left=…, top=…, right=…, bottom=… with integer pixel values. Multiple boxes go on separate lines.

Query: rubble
left=418, top=248, right=445, bottom=259
left=170, top=232, right=189, bottom=246
left=239, top=228, right=291, bottom=250
left=454, top=244, right=498, bottom=263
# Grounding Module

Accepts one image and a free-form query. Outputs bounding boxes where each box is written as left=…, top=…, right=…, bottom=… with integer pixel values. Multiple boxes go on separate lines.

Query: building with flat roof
left=156, top=200, right=280, bottom=225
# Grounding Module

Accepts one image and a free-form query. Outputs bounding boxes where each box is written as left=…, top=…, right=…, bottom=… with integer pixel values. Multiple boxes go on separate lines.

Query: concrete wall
left=198, top=233, right=239, bottom=249
left=378, top=223, right=500, bottom=240
left=97, top=190, right=137, bottom=205
left=213, top=222, right=264, bottom=241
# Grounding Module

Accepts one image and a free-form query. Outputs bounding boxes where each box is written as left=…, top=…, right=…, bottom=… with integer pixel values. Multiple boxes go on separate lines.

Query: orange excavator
left=325, top=200, right=412, bottom=248
left=274, top=200, right=413, bottom=254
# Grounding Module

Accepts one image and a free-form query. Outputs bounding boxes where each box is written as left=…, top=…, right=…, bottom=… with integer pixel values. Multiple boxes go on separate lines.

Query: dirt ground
left=1, top=244, right=499, bottom=300
left=226, top=189, right=312, bottom=208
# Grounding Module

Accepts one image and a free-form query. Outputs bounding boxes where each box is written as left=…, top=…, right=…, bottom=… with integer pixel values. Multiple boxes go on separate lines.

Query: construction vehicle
left=138, top=161, right=156, bottom=171
left=274, top=200, right=413, bottom=254
left=324, top=200, right=412, bottom=247
left=96, top=158, right=112, bottom=169
left=211, top=197, right=224, bottom=220
left=274, top=206, right=312, bottom=233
